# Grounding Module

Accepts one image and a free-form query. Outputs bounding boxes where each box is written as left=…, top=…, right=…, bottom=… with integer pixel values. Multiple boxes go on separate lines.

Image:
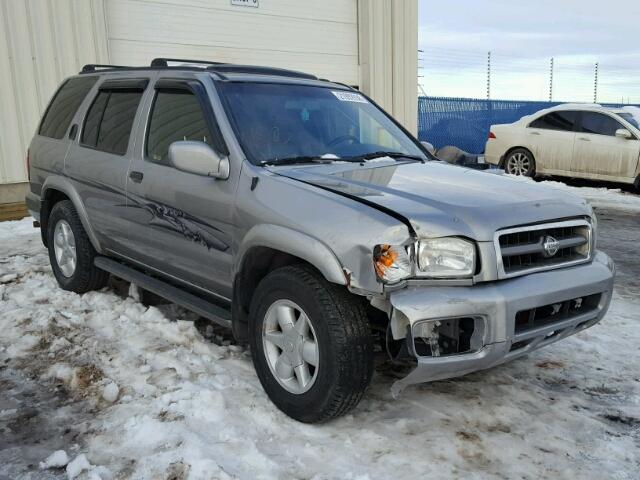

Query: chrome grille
left=495, top=219, right=592, bottom=278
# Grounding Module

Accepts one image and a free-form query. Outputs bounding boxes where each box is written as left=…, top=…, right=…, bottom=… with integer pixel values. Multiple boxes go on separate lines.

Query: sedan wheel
left=505, top=150, right=535, bottom=176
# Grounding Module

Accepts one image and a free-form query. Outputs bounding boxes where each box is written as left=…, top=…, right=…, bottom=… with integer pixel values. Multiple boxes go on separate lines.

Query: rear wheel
left=249, top=265, right=374, bottom=423
left=47, top=200, right=108, bottom=293
left=505, top=148, right=535, bottom=177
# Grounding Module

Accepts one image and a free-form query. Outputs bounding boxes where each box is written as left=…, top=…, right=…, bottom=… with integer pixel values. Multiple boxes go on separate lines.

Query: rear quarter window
left=39, top=76, right=98, bottom=139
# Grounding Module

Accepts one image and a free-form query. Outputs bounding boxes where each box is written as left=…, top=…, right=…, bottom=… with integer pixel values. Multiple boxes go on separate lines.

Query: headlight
left=417, top=237, right=475, bottom=277
left=373, top=244, right=412, bottom=283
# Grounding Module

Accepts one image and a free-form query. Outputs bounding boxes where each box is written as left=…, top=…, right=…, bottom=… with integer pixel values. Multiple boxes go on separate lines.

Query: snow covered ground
left=1, top=182, right=639, bottom=480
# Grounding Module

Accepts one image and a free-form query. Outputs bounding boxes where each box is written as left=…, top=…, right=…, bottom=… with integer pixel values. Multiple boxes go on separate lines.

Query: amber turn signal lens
left=373, top=244, right=397, bottom=277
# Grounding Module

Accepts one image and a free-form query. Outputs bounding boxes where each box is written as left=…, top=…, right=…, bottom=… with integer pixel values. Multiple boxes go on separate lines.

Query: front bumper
left=388, top=251, right=615, bottom=396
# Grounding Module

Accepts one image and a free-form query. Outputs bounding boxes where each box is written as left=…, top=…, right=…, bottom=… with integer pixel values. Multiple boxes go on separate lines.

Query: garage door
left=105, top=0, right=359, bottom=86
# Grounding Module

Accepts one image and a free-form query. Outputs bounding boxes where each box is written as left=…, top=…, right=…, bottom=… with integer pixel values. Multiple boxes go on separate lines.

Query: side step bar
left=94, top=256, right=232, bottom=329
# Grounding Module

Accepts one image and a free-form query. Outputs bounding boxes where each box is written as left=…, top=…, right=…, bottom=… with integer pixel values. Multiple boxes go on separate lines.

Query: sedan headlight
left=417, top=237, right=475, bottom=277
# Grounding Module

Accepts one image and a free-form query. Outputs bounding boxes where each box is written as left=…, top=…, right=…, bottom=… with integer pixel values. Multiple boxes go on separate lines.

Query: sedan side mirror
left=615, top=128, right=634, bottom=140
left=421, top=141, right=436, bottom=155
left=168, top=141, right=230, bottom=179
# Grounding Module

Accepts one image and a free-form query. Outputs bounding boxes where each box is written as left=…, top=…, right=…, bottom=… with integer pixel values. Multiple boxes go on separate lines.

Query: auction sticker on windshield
left=332, top=91, right=368, bottom=103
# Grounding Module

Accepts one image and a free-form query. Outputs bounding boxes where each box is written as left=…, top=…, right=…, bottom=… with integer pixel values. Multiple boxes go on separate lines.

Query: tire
left=249, top=264, right=374, bottom=423
left=504, top=148, right=536, bottom=177
left=47, top=200, right=109, bottom=293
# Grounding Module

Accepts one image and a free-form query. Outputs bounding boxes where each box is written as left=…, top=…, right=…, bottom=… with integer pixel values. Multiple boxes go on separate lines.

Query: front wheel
left=249, top=265, right=374, bottom=423
left=505, top=148, right=536, bottom=177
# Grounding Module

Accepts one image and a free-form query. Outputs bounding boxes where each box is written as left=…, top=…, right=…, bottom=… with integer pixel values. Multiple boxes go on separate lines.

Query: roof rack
left=205, top=64, right=317, bottom=80
left=150, top=57, right=223, bottom=67
left=79, top=58, right=319, bottom=81
left=81, top=64, right=132, bottom=73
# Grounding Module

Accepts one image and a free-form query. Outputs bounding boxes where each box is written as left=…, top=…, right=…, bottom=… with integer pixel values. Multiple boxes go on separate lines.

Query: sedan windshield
left=618, top=112, right=640, bottom=130
left=218, top=82, right=426, bottom=165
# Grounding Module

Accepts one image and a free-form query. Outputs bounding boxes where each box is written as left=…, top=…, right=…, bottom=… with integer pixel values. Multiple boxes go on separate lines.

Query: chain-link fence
left=417, top=97, right=638, bottom=153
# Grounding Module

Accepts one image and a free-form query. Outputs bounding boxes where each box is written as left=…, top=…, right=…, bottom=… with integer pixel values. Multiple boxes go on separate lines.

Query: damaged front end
left=377, top=251, right=615, bottom=397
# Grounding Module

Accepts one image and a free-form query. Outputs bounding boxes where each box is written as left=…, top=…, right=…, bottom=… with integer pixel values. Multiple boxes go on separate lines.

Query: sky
left=418, top=0, right=640, bottom=103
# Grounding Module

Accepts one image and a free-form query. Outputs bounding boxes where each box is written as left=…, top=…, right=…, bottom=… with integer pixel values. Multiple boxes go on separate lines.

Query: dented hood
left=272, top=161, right=591, bottom=241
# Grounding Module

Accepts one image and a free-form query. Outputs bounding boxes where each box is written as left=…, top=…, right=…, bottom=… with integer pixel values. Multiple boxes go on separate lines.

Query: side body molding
left=235, top=224, right=347, bottom=285
left=41, top=175, right=103, bottom=253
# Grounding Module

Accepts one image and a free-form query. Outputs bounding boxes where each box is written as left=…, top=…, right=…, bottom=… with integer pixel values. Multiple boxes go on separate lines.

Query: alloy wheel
left=507, top=152, right=531, bottom=176
left=53, top=219, right=77, bottom=277
left=262, top=299, right=319, bottom=394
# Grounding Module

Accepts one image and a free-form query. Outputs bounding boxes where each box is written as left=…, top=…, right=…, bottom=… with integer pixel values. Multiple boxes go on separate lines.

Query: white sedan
left=485, top=104, right=640, bottom=188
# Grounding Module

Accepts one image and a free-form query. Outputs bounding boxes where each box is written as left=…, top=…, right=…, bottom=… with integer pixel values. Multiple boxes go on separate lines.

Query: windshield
left=218, top=82, right=426, bottom=164
left=618, top=112, right=640, bottom=130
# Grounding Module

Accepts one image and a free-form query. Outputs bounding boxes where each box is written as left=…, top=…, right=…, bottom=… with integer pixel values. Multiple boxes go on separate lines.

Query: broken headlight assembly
left=373, top=244, right=412, bottom=284
left=373, top=237, right=476, bottom=284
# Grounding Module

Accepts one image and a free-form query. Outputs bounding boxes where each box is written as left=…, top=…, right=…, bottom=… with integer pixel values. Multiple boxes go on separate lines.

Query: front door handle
left=129, top=170, right=144, bottom=183
left=578, top=137, right=591, bottom=142
left=529, top=131, right=541, bottom=135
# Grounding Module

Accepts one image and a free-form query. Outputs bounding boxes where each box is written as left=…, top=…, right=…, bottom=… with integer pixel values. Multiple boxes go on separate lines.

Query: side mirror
left=168, top=141, right=229, bottom=179
left=615, top=128, right=633, bottom=140
left=421, top=141, right=436, bottom=155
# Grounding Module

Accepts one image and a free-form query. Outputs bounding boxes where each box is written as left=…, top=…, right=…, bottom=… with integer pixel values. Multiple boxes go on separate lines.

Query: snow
left=66, top=454, right=92, bottom=479
left=40, top=450, right=70, bottom=469
left=101, top=382, right=119, bottom=403
left=1, top=182, right=639, bottom=479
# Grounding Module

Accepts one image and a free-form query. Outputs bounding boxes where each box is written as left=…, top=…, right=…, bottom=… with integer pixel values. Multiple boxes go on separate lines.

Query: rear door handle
left=529, top=131, right=541, bottom=135
left=578, top=137, right=591, bottom=142
left=129, top=170, right=144, bottom=183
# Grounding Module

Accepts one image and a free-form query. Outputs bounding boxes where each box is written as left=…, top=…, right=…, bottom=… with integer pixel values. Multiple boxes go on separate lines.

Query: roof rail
left=206, top=64, right=317, bottom=80
left=151, top=57, right=222, bottom=67
left=81, top=64, right=132, bottom=73
left=79, top=59, right=319, bottom=81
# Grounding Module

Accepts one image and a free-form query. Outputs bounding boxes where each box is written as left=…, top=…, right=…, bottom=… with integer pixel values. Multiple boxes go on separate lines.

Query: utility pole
left=593, top=62, right=599, bottom=103
left=418, top=49, right=425, bottom=97
left=549, top=57, right=554, bottom=102
left=486, top=51, right=491, bottom=100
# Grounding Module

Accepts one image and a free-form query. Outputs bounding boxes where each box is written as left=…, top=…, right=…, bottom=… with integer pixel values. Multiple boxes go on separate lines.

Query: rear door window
left=529, top=111, right=577, bottom=131
left=39, top=76, right=98, bottom=139
left=579, top=112, right=623, bottom=136
left=81, top=89, right=144, bottom=155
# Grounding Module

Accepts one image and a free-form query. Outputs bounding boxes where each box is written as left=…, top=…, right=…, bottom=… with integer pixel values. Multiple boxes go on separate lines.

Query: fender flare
left=235, top=224, right=347, bottom=285
left=41, top=175, right=103, bottom=253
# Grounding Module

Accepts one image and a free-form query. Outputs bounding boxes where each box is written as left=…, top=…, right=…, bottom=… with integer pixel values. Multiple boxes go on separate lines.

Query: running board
left=94, top=256, right=232, bottom=329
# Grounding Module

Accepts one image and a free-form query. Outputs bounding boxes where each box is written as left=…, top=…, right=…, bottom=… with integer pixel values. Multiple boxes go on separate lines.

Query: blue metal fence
left=417, top=97, right=635, bottom=154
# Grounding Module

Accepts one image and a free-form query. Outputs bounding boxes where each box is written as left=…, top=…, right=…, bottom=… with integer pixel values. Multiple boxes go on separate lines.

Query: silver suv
left=26, top=58, right=615, bottom=423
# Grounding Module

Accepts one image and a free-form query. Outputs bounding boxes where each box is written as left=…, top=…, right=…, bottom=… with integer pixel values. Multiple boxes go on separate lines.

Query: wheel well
left=231, top=247, right=323, bottom=342
left=40, top=189, right=70, bottom=247
left=501, top=146, right=535, bottom=169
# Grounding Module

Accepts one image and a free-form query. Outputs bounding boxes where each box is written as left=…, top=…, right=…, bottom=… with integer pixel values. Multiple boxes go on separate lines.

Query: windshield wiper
left=259, top=155, right=362, bottom=167
left=259, top=156, right=329, bottom=167
left=342, top=151, right=426, bottom=162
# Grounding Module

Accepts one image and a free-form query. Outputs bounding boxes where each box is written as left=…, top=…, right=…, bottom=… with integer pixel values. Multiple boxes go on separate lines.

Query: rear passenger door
left=526, top=110, right=578, bottom=173
left=65, top=78, right=148, bottom=254
left=124, top=77, right=235, bottom=300
left=572, top=111, right=640, bottom=179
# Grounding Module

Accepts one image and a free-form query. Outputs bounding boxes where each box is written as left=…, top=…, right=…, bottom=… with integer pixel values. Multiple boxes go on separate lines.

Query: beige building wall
left=0, top=0, right=109, bottom=201
left=0, top=0, right=418, bottom=204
